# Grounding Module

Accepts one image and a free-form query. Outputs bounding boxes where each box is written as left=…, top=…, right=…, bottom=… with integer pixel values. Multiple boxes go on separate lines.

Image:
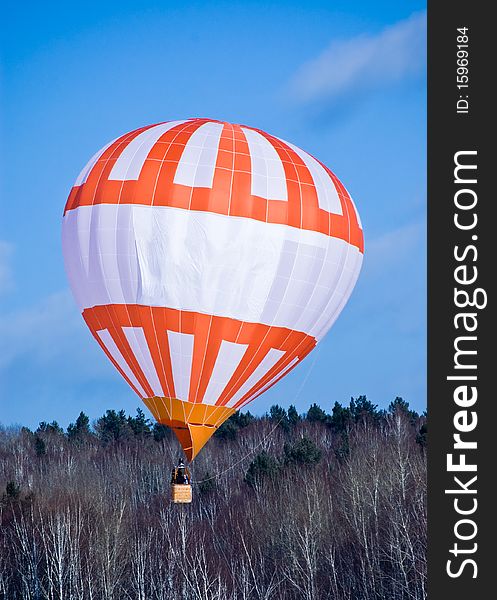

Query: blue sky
left=0, top=0, right=426, bottom=428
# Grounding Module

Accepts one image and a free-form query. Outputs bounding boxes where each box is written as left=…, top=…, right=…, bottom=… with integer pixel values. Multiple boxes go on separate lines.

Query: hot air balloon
left=62, top=118, right=364, bottom=469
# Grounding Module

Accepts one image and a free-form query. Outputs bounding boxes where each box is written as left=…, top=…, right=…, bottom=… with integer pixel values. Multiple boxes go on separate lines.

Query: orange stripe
left=188, top=313, right=212, bottom=403
left=66, top=125, right=153, bottom=214
left=65, top=120, right=364, bottom=252
left=147, top=119, right=209, bottom=208
left=141, top=307, right=171, bottom=398
left=233, top=335, right=316, bottom=409
left=82, top=305, right=316, bottom=407
left=229, top=124, right=266, bottom=222
left=104, top=305, right=155, bottom=397
left=150, top=307, right=176, bottom=398
left=227, top=327, right=315, bottom=409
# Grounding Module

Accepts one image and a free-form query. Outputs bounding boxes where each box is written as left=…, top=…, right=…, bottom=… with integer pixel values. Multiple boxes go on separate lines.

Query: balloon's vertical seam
left=117, top=128, right=167, bottom=400
left=184, top=125, right=215, bottom=425
left=221, top=129, right=298, bottom=409
left=211, top=126, right=275, bottom=407
left=81, top=133, right=140, bottom=396
left=315, top=171, right=361, bottom=339
left=148, top=306, right=170, bottom=398
left=233, top=133, right=311, bottom=408
left=86, top=131, right=146, bottom=396
left=315, top=181, right=353, bottom=342
left=230, top=138, right=310, bottom=408
left=145, top=120, right=204, bottom=417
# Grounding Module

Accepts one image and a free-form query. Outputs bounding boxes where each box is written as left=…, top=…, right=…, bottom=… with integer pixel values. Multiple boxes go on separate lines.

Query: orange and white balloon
left=62, top=118, right=364, bottom=460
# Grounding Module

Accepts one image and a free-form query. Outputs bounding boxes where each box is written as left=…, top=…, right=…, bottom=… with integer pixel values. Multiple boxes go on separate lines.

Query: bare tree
left=0, top=404, right=426, bottom=600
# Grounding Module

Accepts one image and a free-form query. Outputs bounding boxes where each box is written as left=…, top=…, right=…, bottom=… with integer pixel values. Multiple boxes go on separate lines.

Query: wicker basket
left=171, top=484, right=192, bottom=503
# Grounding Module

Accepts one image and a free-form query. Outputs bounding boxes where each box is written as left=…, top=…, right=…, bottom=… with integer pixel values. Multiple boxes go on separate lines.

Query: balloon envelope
left=62, top=118, right=364, bottom=460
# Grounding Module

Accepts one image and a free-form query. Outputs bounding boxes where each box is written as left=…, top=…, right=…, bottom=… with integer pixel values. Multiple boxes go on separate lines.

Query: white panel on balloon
left=279, top=138, right=342, bottom=215
left=167, top=331, right=195, bottom=402
left=242, top=127, right=287, bottom=201
left=96, top=329, right=147, bottom=397
left=174, top=122, right=224, bottom=188
left=109, top=121, right=186, bottom=181
left=202, top=341, right=249, bottom=405
left=226, top=348, right=285, bottom=407
left=123, top=327, right=164, bottom=397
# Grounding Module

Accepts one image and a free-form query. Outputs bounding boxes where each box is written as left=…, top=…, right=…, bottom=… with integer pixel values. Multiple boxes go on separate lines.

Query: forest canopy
left=0, top=397, right=426, bottom=600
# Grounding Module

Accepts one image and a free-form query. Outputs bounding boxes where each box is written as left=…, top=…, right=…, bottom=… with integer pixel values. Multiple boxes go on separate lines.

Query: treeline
left=0, top=397, right=426, bottom=600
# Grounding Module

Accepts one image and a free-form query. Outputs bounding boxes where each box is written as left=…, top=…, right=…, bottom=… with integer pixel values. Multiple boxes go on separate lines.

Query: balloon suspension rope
left=191, top=345, right=322, bottom=485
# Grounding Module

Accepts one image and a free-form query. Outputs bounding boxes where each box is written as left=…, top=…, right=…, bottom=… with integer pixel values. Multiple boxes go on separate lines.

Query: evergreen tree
left=231, top=411, right=255, bottom=428
left=96, top=409, right=132, bottom=443
left=152, top=423, right=170, bottom=442
left=34, top=436, right=46, bottom=457
left=306, top=403, right=327, bottom=423
left=416, top=423, right=427, bottom=449
left=4, top=481, right=20, bottom=501
left=215, top=411, right=254, bottom=440
left=269, top=405, right=289, bottom=431
left=284, top=435, right=322, bottom=465
left=389, top=397, right=419, bottom=423
left=328, top=401, right=351, bottom=433
left=349, top=396, right=379, bottom=423
left=67, top=412, right=91, bottom=441
left=128, top=408, right=152, bottom=436
left=245, top=451, right=280, bottom=487
left=215, top=418, right=240, bottom=441
left=287, top=404, right=301, bottom=427
left=36, top=421, right=64, bottom=435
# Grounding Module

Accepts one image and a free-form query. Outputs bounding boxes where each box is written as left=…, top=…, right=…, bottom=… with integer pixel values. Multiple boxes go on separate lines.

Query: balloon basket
left=171, top=484, right=192, bottom=504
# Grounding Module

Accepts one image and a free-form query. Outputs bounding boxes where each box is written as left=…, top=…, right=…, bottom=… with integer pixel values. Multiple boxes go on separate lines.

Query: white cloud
left=354, top=219, right=426, bottom=335
left=0, top=241, right=14, bottom=296
left=290, top=11, right=426, bottom=104
left=363, top=220, right=426, bottom=279
left=0, top=289, right=109, bottom=380
left=0, top=291, right=75, bottom=369
left=0, top=288, right=139, bottom=427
